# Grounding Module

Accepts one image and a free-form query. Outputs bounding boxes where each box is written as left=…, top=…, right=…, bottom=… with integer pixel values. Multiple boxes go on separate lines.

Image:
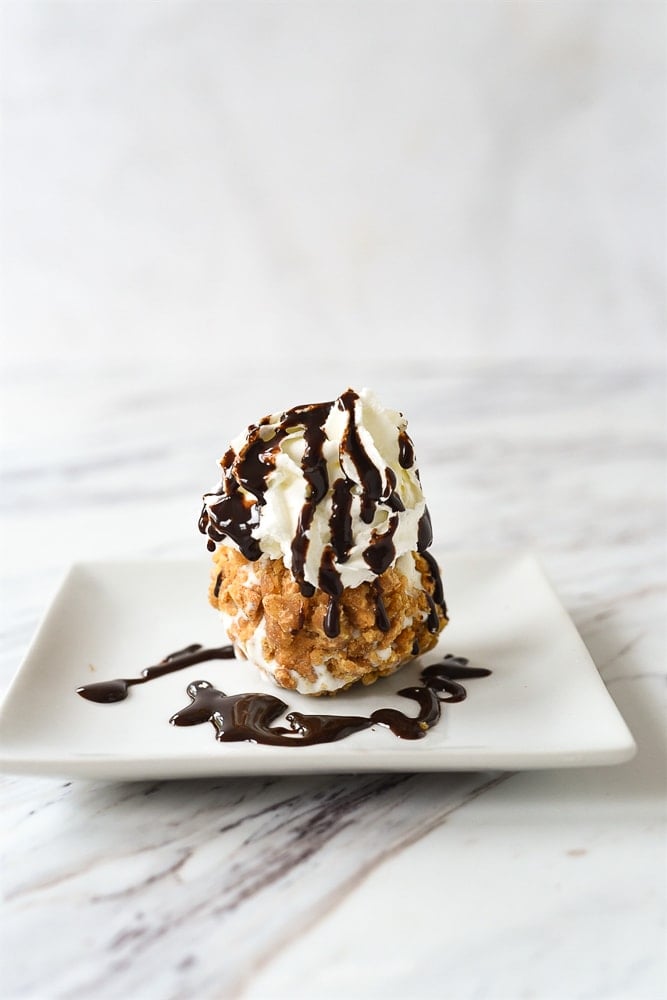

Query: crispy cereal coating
left=209, top=546, right=447, bottom=694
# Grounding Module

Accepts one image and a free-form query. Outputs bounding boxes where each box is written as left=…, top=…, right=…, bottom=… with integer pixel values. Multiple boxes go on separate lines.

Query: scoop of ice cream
left=209, top=545, right=446, bottom=695
left=199, top=388, right=433, bottom=606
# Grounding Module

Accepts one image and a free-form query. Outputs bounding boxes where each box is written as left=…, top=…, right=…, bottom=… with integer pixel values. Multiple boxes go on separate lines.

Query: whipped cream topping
left=199, top=388, right=438, bottom=637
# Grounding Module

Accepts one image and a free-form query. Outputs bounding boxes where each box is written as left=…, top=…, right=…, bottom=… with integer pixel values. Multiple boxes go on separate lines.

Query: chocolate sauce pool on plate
left=77, top=647, right=490, bottom=748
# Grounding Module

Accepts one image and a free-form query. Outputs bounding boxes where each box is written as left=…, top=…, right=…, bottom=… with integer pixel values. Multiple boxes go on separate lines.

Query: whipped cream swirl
left=199, top=388, right=435, bottom=634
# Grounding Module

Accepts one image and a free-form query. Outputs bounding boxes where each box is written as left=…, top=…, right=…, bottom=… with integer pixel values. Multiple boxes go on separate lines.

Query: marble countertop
left=1, top=358, right=665, bottom=1000
left=2, top=3, right=664, bottom=367
left=1, top=3, right=665, bottom=996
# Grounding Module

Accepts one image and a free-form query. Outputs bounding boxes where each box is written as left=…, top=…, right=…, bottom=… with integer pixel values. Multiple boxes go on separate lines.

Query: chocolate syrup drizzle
left=77, top=645, right=490, bottom=748
left=76, top=644, right=235, bottom=704
left=198, top=390, right=448, bottom=639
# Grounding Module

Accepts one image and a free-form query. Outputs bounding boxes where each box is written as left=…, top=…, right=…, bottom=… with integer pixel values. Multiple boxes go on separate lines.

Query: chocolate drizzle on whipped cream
left=199, top=389, right=447, bottom=638
left=398, top=430, right=416, bottom=470
left=77, top=644, right=491, bottom=747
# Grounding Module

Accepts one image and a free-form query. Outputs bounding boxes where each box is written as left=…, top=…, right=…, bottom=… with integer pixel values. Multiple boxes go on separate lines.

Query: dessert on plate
left=198, top=388, right=447, bottom=694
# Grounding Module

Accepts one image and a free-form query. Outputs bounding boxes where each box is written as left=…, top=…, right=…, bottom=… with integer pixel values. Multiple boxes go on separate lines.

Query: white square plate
left=0, top=554, right=635, bottom=778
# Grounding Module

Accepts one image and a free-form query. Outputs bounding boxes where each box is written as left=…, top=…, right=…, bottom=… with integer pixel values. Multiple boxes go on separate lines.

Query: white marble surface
left=1, top=3, right=666, bottom=998
left=0, top=358, right=665, bottom=1000
left=1, top=1, right=665, bottom=365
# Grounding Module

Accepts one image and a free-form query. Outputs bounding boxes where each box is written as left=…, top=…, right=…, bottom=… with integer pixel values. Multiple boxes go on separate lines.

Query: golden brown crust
left=208, top=547, right=447, bottom=693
